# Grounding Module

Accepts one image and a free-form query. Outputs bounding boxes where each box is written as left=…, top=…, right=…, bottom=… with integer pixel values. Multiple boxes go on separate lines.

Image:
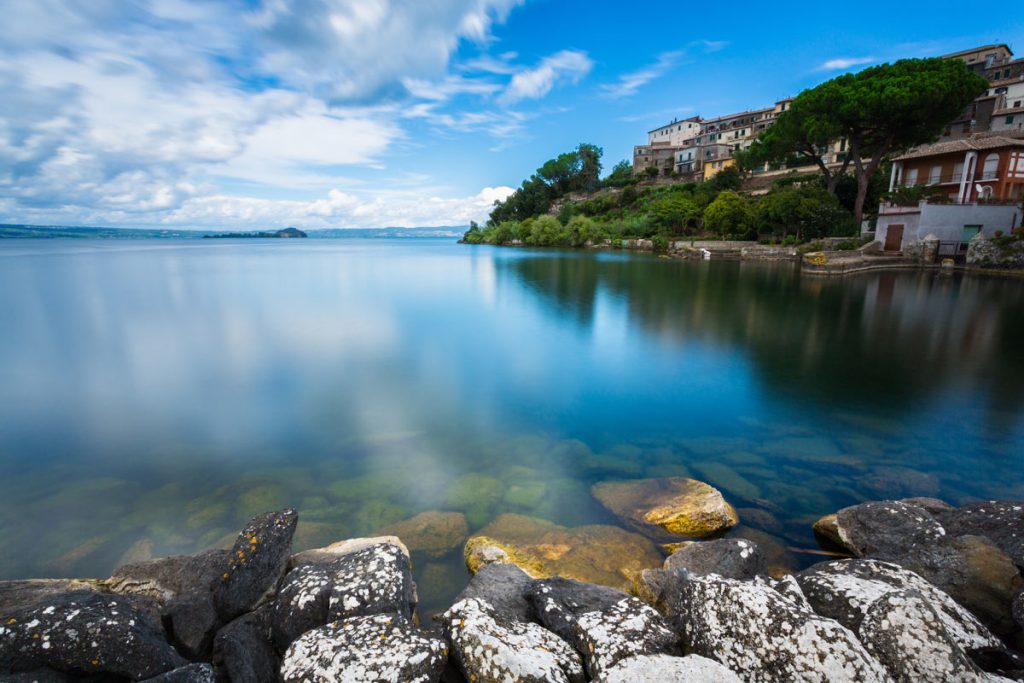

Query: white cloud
left=601, top=50, right=684, bottom=99
left=500, top=50, right=593, bottom=104
left=818, top=56, right=876, bottom=71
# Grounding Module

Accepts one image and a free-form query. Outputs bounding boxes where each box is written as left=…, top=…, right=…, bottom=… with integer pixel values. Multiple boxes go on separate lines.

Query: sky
left=0, top=1, right=1021, bottom=230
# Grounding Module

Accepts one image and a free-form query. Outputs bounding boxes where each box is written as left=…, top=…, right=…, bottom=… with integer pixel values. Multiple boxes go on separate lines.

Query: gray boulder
left=936, top=501, right=1024, bottom=569
left=281, top=614, right=446, bottom=683
left=271, top=542, right=415, bottom=650
left=0, top=591, right=186, bottom=680
left=525, top=578, right=677, bottom=680
left=0, top=669, right=72, bottom=682
left=1014, top=592, right=1023, bottom=630
left=796, top=559, right=1003, bottom=654
left=106, top=550, right=230, bottom=604
left=0, top=580, right=101, bottom=614
left=141, top=663, right=218, bottom=682
left=662, top=572, right=892, bottom=683
left=832, top=500, right=945, bottom=559
left=601, top=654, right=743, bottom=683
left=214, top=508, right=298, bottom=621
left=664, top=538, right=766, bottom=579
left=165, top=592, right=220, bottom=660
left=213, top=609, right=280, bottom=683
left=442, top=597, right=584, bottom=683
left=449, top=563, right=533, bottom=623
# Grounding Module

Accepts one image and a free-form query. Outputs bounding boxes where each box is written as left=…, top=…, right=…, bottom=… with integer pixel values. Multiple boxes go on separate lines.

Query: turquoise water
left=1, top=238, right=1022, bottom=614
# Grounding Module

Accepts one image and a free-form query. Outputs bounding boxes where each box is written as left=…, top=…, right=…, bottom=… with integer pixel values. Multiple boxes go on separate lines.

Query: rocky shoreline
left=2, top=484, right=1023, bottom=682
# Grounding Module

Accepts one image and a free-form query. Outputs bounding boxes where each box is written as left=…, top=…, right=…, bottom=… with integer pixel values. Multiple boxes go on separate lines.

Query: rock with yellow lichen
left=462, top=514, right=663, bottom=593
left=214, top=508, right=298, bottom=622
left=591, top=477, right=738, bottom=539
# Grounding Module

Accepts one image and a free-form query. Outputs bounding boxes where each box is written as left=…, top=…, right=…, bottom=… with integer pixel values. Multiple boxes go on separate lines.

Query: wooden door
left=884, top=224, right=904, bottom=252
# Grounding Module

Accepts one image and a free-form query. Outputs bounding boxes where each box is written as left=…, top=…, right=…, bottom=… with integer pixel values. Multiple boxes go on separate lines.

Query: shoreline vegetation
left=2, top=485, right=1022, bottom=681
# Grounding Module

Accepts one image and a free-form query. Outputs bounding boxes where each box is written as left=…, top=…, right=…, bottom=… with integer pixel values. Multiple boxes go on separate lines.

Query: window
left=1008, top=116, right=1016, bottom=125
left=1015, top=101, right=1022, bottom=108
left=928, top=165, right=942, bottom=185
left=962, top=225, right=981, bottom=241
left=840, top=138, right=847, bottom=152
left=905, top=168, right=919, bottom=186
left=981, top=153, right=1000, bottom=179
left=953, top=162, right=963, bottom=180
left=1005, top=69, right=1011, bottom=79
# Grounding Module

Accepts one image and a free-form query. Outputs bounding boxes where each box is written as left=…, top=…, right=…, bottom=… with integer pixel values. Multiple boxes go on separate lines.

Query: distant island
left=203, top=227, right=308, bottom=239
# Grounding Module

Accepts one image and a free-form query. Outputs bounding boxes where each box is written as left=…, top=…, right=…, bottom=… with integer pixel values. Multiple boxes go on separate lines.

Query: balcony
left=900, top=170, right=998, bottom=187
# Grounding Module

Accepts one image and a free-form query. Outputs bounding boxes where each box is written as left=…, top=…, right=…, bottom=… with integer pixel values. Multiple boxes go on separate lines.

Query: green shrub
left=651, top=235, right=669, bottom=253
left=704, top=191, right=755, bottom=239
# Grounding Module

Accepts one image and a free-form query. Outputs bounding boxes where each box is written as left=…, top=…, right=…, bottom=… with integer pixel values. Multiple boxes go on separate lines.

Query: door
left=884, top=224, right=904, bottom=252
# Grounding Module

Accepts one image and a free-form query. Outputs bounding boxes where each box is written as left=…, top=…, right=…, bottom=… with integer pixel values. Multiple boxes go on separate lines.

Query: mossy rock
left=502, top=482, right=547, bottom=509
left=186, top=501, right=230, bottom=530
left=690, top=462, right=762, bottom=501
left=592, top=477, right=738, bottom=539
left=443, top=473, right=504, bottom=509
left=379, top=511, right=468, bottom=557
left=235, top=484, right=289, bottom=523
left=352, top=500, right=410, bottom=535
left=327, top=473, right=404, bottom=504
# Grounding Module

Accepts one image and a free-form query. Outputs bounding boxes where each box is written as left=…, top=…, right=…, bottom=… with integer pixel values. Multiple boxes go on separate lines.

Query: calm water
left=1, top=238, right=1023, bottom=614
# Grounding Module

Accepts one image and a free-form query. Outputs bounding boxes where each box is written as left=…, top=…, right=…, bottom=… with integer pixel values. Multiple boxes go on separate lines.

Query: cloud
left=601, top=50, right=684, bottom=99
left=818, top=56, right=876, bottom=71
left=500, top=50, right=594, bottom=104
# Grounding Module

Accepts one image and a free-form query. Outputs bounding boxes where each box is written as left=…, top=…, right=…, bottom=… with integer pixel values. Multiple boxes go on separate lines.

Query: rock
left=450, top=563, right=534, bottom=623
left=858, top=590, right=1001, bottom=683
left=829, top=500, right=946, bottom=558
left=379, top=511, right=468, bottom=557
left=463, top=514, right=662, bottom=593
left=897, top=535, right=1024, bottom=636
left=288, top=536, right=409, bottom=570
left=771, top=574, right=814, bottom=612
left=796, top=559, right=1003, bottom=654
left=812, top=513, right=843, bottom=548
left=661, top=573, right=891, bottom=683
left=0, top=669, right=72, bottom=682
left=664, top=538, right=766, bottom=580
left=141, top=663, right=218, bottom=682
left=165, top=592, right=220, bottom=659
left=272, top=541, right=415, bottom=650
left=0, top=580, right=101, bottom=613
left=106, top=550, right=231, bottom=604
left=0, top=591, right=186, bottom=680
left=442, top=597, right=584, bottom=683
left=591, top=477, right=737, bottom=538
left=937, top=501, right=1024, bottom=569
left=526, top=578, right=677, bottom=680
left=214, top=508, right=298, bottom=621
left=281, top=614, right=446, bottom=683
left=861, top=467, right=940, bottom=499
left=213, top=610, right=280, bottom=683
left=900, top=497, right=955, bottom=516
left=736, top=507, right=784, bottom=534
left=601, top=654, right=743, bottom=683
left=1015, top=592, right=1024, bottom=630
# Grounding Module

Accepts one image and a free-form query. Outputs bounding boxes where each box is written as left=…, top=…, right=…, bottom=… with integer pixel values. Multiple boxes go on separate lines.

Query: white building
left=648, top=116, right=702, bottom=147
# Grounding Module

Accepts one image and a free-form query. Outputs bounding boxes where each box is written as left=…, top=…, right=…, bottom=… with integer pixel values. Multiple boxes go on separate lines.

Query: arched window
left=981, top=153, right=1000, bottom=180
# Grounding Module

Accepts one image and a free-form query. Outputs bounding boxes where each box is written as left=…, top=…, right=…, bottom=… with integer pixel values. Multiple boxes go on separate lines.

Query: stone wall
left=967, top=233, right=1024, bottom=268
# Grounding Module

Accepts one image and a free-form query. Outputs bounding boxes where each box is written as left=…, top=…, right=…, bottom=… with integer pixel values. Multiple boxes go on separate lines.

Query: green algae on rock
left=463, top=513, right=663, bottom=592
left=378, top=511, right=469, bottom=557
left=591, top=478, right=738, bottom=539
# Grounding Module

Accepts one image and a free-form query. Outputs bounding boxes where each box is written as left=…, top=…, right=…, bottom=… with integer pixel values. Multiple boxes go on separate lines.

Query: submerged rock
left=281, top=614, right=446, bottom=683
left=379, top=511, right=468, bottom=558
left=591, top=477, right=738, bottom=538
left=214, top=508, right=298, bottom=621
left=661, top=573, right=891, bottom=683
left=0, top=591, right=186, bottom=680
left=141, top=663, right=218, bottom=682
left=463, top=514, right=663, bottom=592
left=272, top=541, right=415, bottom=650
left=526, top=578, right=677, bottom=680
left=796, top=559, right=1003, bottom=654
left=442, top=597, right=584, bottom=683
left=601, top=654, right=743, bottom=683
left=937, top=501, right=1024, bottom=569
left=664, top=538, right=766, bottom=580
left=450, top=562, right=534, bottom=623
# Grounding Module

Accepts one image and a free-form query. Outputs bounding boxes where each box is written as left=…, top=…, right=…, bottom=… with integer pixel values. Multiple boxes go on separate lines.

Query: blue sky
left=1, top=1, right=1021, bottom=229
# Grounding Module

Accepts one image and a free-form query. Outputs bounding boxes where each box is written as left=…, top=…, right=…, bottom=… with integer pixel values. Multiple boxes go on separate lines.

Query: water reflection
left=0, top=240, right=1022, bottom=614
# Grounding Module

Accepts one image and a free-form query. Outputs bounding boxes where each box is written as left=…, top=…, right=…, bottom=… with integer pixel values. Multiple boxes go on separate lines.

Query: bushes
left=704, top=191, right=756, bottom=238
left=648, top=194, right=700, bottom=234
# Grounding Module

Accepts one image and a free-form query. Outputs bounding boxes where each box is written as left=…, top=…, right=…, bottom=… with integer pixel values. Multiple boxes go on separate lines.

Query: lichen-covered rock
left=463, top=514, right=663, bottom=593
left=213, top=609, right=280, bottom=683
left=215, top=508, right=298, bottom=621
left=450, top=563, right=534, bottom=623
left=272, top=542, right=415, bottom=650
left=288, top=535, right=409, bottom=570
left=830, top=501, right=945, bottom=559
left=601, top=654, right=743, bottom=683
left=796, top=559, right=1003, bottom=654
left=379, top=511, right=469, bottom=558
left=936, top=501, right=1024, bottom=569
left=0, top=580, right=101, bottom=614
left=526, top=578, right=677, bottom=680
left=896, top=534, right=1024, bottom=636
left=165, top=592, right=220, bottom=659
left=663, top=573, right=892, bottom=683
left=0, top=591, right=187, bottom=680
left=442, top=598, right=584, bottom=683
left=664, top=538, right=766, bottom=579
left=768, top=574, right=814, bottom=612
left=141, top=662, right=217, bottom=682
left=281, top=614, right=446, bottom=683
left=857, top=590, right=1009, bottom=683
left=106, top=550, right=230, bottom=604
left=591, top=478, right=738, bottom=538
left=1014, top=591, right=1024, bottom=630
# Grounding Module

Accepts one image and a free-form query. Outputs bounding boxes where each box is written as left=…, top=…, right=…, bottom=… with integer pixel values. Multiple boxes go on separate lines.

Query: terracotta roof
left=895, top=133, right=1024, bottom=161
left=942, top=44, right=1013, bottom=59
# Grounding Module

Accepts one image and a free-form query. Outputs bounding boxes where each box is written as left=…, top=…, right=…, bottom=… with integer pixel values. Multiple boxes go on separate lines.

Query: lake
left=1, top=238, right=1022, bottom=615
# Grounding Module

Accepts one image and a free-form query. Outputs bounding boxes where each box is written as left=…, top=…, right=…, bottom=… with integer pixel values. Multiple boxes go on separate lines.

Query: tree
left=603, top=160, right=635, bottom=187
left=760, top=58, right=987, bottom=223
left=704, top=191, right=755, bottom=238
left=756, top=185, right=853, bottom=240
left=489, top=144, right=605, bottom=224
left=649, top=194, right=701, bottom=234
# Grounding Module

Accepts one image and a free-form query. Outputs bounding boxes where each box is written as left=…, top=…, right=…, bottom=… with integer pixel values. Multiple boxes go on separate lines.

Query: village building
left=874, top=133, right=1024, bottom=255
